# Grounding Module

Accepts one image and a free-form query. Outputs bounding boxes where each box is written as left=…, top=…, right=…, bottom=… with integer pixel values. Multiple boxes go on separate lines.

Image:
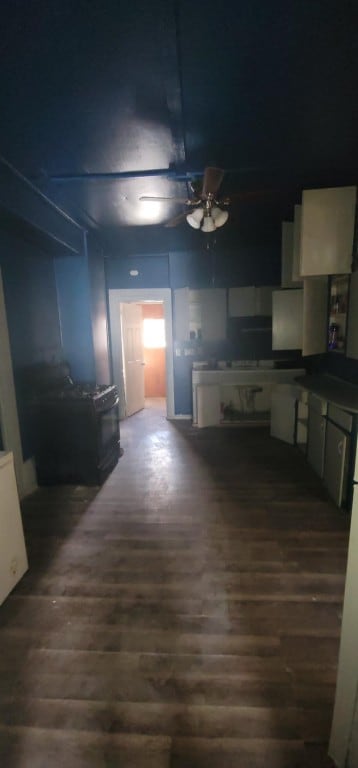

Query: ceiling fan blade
left=201, top=167, right=225, bottom=198
left=164, top=211, right=188, bottom=228
left=139, top=195, right=190, bottom=203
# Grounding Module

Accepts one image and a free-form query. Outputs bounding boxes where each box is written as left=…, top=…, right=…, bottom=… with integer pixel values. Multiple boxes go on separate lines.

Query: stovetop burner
left=45, top=383, right=115, bottom=401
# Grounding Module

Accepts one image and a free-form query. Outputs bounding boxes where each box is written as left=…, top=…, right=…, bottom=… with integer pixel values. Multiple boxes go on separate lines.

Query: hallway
left=0, top=405, right=350, bottom=767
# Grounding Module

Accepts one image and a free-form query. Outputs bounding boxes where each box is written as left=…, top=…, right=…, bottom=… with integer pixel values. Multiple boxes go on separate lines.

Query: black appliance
left=30, top=365, right=120, bottom=485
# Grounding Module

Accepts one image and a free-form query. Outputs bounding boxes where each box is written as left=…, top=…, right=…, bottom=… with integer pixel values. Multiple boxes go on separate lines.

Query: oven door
left=96, top=397, right=120, bottom=468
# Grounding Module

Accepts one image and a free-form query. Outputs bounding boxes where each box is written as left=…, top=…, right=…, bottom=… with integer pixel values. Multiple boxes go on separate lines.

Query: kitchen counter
left=193, top=367, right=305, bottom=385
left=295, top=374, right=358, bottom=413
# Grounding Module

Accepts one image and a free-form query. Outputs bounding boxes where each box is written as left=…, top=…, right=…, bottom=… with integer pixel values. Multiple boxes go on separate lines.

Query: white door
left=120, top=303, right=145, bottom=417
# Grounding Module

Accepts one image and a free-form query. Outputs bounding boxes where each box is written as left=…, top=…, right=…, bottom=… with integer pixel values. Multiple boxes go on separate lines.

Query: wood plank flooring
left=0, top=400, right=349, bottom=767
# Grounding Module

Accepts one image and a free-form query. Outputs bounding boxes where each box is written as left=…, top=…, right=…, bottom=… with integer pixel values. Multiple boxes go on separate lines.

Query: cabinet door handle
left=338, top=441, right=344, bottom=456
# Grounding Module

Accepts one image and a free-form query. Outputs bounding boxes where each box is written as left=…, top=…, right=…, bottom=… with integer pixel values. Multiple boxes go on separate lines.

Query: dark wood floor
left=0, top=401, right=350, bottom=767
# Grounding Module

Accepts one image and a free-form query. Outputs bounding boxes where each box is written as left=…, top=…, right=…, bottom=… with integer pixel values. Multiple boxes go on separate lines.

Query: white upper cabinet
left=292, top=205, right=303, bottom=283
left=281, top=221, right=295, bottom=287
left=347, top=270, right=358, bottom=359
left=272, top=289, right=303, bottom=350
left=302, top=276, right=328, bottom=356
left=300, top=186, right=357, bottom=276
left=256, top=286, right=275, bottom=315
left=228, top=286, right=256, bottom=316
left=194, top=289, right=227, bottom=341
left=272, top=279, right=328, bottom=356
left=281, top=215, right=302, bottom=287
left=174, top=288, right=227, bottom=341
left=228, top=286, right=276, bottom=317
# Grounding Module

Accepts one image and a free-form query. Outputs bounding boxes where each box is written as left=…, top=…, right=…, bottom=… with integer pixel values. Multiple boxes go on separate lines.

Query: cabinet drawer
left=327, top=404, right=353, bottom=433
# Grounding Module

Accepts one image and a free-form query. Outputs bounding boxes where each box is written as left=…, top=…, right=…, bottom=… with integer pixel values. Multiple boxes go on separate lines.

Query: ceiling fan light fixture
left=201, top=214, right=216, bottom=233
left=211, top=206, right=229, bottom=228
left=186, top=208, right=204, bottom=229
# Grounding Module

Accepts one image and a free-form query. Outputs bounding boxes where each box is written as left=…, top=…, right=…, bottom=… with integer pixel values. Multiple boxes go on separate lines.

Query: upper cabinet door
left=229, top=286, right=276, bottom=317
left=228, top=286, right=256, bottom=317
left=302, top=276, right=328, bottom=356
left=255, top=286, right=275, bottom=315
left=281, top=221, right=295, bottom=287
left=272, top=289, right=303, bottom=350
left=199, top=289, right=227, bottom=340
left=347, top=270, right=358, bottom=360
left=292, top=205, right=303, bottom=283
left=300, top=186, right=357, bottom=276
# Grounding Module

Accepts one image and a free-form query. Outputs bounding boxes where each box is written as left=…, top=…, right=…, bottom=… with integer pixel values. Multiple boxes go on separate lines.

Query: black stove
left=40, top=383, right=118, bottom=411
left=31, top=366, right=120, bottom=485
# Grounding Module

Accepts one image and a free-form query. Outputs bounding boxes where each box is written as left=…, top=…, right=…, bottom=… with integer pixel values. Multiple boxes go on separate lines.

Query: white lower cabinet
left=0, top=451, right=28, bottom=605
left=307, top=396, right=327, bottom=478
left=270, top=385, right=299, bottom=444
left=323, top=420, right=349, bottom=507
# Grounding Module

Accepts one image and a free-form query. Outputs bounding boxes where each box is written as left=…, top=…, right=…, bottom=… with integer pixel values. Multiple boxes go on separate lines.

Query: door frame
left=108, top=288, right=174, bottom=419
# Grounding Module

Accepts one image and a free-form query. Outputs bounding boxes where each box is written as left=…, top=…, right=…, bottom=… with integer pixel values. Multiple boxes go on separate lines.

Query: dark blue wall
left=54, top=254, right=96, bottom=383
left=0, top=185, right=111, bottom=460
left=0, top=237, right=62, bottom=368
left=0, top=231, right=63, bottom=458
left=106, top=253, right=170, bottom=289
left=106, top=247, right=281, bottom=291
left=87, top=236, right=111, bottom=385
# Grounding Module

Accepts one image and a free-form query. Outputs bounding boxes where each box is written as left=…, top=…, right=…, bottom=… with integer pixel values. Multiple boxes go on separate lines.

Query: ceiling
left=1, top=0, right=358, bottom=250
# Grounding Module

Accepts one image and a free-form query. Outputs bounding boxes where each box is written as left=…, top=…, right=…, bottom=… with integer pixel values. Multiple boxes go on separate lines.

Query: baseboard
left=170, top=414, right=192, bottom=420
left=20, top=457, right=38, bottom=498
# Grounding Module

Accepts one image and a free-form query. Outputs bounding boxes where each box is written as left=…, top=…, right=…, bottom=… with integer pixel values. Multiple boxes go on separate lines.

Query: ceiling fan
left=139, top=166, right=230, bottom=231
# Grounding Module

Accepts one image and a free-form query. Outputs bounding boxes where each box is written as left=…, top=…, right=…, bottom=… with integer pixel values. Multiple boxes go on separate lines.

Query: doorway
left=142, top=303, right=166, bottom=400
left=119, top=301, right=167, bottom=417
left=108, top=288, right=174, bottom=420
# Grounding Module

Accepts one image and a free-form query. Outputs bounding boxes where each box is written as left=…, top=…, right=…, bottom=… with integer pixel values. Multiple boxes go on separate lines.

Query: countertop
left=192, top=368, right=306, bottom=385
left=295, top=374, right=358, bottom=414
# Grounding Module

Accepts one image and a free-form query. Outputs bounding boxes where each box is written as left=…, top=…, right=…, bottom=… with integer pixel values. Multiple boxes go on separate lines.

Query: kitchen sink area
left=192, top=362, right=306, bottom=427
